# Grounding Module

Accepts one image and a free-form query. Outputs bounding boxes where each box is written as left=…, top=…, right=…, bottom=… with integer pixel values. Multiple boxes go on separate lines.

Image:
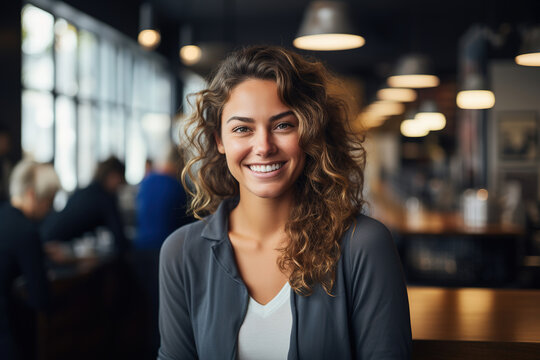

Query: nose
left=253, top=130, right=277, bottom=157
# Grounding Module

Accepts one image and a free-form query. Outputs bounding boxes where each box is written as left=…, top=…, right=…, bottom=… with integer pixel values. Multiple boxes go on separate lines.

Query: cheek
left=281, top=135, right=304, bottom=158
left=222, top=138, right=248, bottom=159
left=220, top=138, right=250, bottom=172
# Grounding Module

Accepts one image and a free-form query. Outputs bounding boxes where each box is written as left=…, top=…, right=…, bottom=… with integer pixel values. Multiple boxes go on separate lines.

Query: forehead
left=222, top=79, right=289, bottom=118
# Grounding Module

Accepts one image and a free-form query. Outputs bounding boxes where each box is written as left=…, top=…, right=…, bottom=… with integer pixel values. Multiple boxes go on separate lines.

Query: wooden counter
left=371, top=201, right=523, bottom=237
left=408, top=286, right=540, bottom=359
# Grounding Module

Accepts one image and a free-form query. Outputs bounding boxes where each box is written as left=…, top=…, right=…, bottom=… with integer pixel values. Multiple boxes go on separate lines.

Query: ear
left=214, top=131, right=225, bottom=154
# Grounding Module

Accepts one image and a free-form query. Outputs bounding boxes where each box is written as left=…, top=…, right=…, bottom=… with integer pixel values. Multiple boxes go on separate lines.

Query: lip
left=245, top=161, right=287, bottom=178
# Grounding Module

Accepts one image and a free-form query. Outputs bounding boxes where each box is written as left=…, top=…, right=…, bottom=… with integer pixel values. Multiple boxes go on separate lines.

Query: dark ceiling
left=62, top=0, right=539, bottom=89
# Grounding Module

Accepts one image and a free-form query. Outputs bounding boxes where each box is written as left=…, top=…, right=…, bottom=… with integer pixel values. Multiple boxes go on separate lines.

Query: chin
left=246, top=185, right=293, bottom=200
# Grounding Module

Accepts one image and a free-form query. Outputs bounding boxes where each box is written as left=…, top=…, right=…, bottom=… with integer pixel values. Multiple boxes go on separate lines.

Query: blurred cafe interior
left=1, top=0, right=540, bottom=359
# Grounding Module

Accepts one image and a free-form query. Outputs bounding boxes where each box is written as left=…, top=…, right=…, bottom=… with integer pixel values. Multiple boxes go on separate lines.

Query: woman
left=159, top=46, right=411, bottom=360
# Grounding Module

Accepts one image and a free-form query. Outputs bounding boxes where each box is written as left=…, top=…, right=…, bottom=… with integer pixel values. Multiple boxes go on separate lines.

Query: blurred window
left=21, top=5, right=54, bottom=91
left=78, top=102, right=97, bottom=187
left=79, top=30, right=99, bottom=100
left=125, top=111, right=147, bottom=185
left=21, top=3, right=174, bottom=188
left=21, top=90, right=54, bottom=162
left=55, top=96, right=77, bottom=191
left=55, top=19, right=78, bottom=97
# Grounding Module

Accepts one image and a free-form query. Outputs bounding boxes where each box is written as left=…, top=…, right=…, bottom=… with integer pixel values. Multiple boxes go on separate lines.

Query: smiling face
left=216, top=79, right=305, bottom=201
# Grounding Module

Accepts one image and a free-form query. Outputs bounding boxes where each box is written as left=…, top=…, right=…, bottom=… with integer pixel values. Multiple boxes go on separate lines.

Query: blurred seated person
left=41, top=156, right=130, bottom=256
left=135, top=146, right=192, bottom=250
left=0, top=160, right=61, bottom=359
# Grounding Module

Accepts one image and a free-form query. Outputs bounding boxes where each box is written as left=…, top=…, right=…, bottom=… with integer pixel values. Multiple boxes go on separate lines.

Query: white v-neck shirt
left=237, top=282, right=292, bottom=360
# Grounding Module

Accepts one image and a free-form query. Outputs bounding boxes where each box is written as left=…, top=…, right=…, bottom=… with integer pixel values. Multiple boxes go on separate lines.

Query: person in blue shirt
left=135, top=145, right=191, bottom=250
left=158, top=46, right=411, bottom=359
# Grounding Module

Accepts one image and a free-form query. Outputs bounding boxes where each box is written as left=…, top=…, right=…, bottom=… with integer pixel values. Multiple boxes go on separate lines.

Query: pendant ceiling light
left=138, top=3, right=160, bottom=50
left=400, top=109, right=428, bottom=138
left=294, top=1, right=365, bottom=51
left=387, top=54, right=440, bottom=88
left=377, top=88, right=417, bottom=103
left=400, top=120, right=429, bottom=137
left=179, top=25, right=202, bottom=66
left=367, top=100, right=405, bottom=117
left=515, top=26, right=540, bottom=66
left=357, top=111, right=387, bottom=129
left=456, top=74, right=495, bottom=109
left=415, top=100, right=446, bottom=131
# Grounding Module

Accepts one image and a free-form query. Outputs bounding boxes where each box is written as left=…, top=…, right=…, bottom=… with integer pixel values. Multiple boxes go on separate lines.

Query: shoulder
left=341, top=213, right=402, bottom=275
left=68, top=184, right=101, bottom=203
left=344, top=214, right=394, bottom=255
left=160, top=220, right=208, bottom=266
left=0, top=205, right=39, bottom=241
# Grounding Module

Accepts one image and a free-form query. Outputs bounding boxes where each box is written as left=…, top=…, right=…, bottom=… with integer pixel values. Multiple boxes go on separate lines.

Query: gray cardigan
left=158, top=199, right=411, bottom=359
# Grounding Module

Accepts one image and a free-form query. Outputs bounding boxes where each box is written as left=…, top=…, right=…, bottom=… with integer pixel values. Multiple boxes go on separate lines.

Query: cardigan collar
left=200, top=197, right=239, bottom=242
left=200, top=198, right=245, bottom=284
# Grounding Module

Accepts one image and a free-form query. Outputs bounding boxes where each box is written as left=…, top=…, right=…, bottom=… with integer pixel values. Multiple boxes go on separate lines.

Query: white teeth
left=249, top=163, right=283, bottom=173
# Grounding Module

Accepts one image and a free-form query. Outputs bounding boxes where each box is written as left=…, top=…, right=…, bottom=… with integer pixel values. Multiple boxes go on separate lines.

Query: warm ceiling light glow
left=515, top=53, right=540, bottom=66
left=358, top=111, right=387, bottom=128
left=457, top=90, right=495, bottom=109
left=180, top=45, right=202, bottom=65
left=368, top=100, right=405, bottom=117
left=400, top=119, right=429, bottom=137
left=387, top=74, right=440, bottom=88
left=415, top=112, right=446, bottom=131
left=293, top=33, right=365, bottom=51
left=377, top=88, right=417, bottom=102
left=138, top=29, right=160, bottom=49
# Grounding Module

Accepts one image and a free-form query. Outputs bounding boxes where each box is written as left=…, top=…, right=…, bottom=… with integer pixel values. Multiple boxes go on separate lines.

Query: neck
left=157, top=163, right=177, bottom=177
left=10, top=197, right=33, bottom=219
left=230, top=192, right=294, bottom=244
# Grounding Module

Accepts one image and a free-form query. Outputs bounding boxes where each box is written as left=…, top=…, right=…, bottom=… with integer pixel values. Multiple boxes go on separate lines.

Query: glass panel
left=125, top=111, right=147, bottom=185
left=132, top=59, right=146, bottom=110
left=98, top=105, right=112, bottom=160
left=55, top=96, right=77, bottom=191
left=55, top=19, right=78, bottom=96
left=110, top=106, right=125, bottom=160
left=99, top=40, right=116, bottom=102
left=182, top=71, right=206, bottom=113
left=21, top=90, right=54, bottom=162
left=78, top=30, right=99, bottom=100
left=78, top=102, right=97, bottom=187
left=121, top=52, right=133, bottom=106
left=154, top=68, right=172, bottom=113
left=21, top=5, right=54, bottom=91
left=141, top=111, right=171, bottom=161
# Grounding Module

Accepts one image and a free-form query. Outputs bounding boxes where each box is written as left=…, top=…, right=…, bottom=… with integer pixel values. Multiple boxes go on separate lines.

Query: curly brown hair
left=181, top=45, right=366, bottom=296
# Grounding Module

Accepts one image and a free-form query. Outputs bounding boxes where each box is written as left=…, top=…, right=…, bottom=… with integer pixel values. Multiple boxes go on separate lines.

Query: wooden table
left=408, top=286, right=540, bottom=359
left=371, top=198, right=524, bottom=237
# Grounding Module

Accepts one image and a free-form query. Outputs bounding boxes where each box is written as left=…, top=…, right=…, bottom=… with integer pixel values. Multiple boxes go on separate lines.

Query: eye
left=232, top=126, right=251, bottom=133
left=275, top=122, right=294, bottom=130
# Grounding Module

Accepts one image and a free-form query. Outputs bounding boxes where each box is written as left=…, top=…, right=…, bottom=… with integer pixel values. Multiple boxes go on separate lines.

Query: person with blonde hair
left=0, top=160, right=61, bottom=359
left=158, top=46, right=411, bottom=360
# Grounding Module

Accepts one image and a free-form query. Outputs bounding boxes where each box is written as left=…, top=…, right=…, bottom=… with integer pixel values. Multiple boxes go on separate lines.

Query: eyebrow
left=226, top=110, right=295, bottom=124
